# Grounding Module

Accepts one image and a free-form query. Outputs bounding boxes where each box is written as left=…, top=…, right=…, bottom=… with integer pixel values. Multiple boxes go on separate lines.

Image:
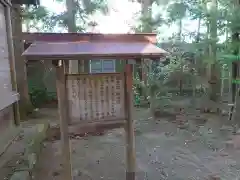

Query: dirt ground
left=31, top=105, right=240, bottom=180
left=0, top=121, right=50, bottom=179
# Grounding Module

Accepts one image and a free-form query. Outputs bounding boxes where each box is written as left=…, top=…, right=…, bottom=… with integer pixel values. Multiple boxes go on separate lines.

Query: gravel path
left=35, top=108, right=240, bottom=180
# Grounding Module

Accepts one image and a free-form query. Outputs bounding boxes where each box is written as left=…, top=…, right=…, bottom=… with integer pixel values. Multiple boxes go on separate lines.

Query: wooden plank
left=69, top=117, right=126, bottom=124
left=86, top=77, right=91, bottom=120
left=55, top=60, right=73, bottom=180
left=5, top=5, right=20, bottom=125
left=79, top=77, right=84, bottom=121
left=12, top=4, right=31, bottom=120
left=68, top=119, right=125, bottom=135
left=124, top=63, right=135, bottom=180
left=66, top=73, right=125, bottom=123
left=67, top=77, right=78, bottom=123
left=66, top=78, right=72, bottom=125
left=24, top=55, right=165, bottom=61
left=68, top=60, right=79, bottom=74
left=0, top=4, right=20, bottom=116
left=66, top=72, right=122, bottom=78
left=0, top=4, right=12, bottom=97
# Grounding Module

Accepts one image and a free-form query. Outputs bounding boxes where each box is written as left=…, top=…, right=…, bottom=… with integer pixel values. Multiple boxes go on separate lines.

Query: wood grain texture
left=124, top=63, right=136, bottom=180
left=56, top=62, right=73, bottom=180
left=66, top=73, right=126, bottom=124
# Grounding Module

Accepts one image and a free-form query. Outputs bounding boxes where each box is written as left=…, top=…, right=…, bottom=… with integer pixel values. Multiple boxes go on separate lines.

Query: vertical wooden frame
left=55, top=60, right=73, bottom=180
left=12, top=4, right=32, bottom=122
left=124, top=62, right=136, bottom=180
left=5, top=3, right=20, bottom=126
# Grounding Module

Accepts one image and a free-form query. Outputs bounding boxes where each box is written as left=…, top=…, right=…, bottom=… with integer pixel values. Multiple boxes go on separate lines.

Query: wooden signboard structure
left=22, top=33, right=167, bottom=180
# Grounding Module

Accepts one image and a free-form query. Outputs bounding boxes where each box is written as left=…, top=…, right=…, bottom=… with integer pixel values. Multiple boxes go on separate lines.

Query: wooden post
left=124, top=63, right=136, bottom=180
left=55, top=60, right=73, bottom=180
left=63, top=61, right=71, bottom=125
left=5, top=5, right=20, bottom=126
left=12, top=4, right=31, bottom=120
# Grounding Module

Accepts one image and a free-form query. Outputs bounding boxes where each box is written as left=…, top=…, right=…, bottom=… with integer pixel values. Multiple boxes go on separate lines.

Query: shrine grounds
left=30, top=105, right=240, bottom=180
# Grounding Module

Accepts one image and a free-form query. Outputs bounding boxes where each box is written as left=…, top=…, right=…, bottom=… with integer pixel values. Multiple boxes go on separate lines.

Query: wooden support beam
left=64, top=73, right=71, bottom=125
left=12, top=4, right=31, bottom=120
left=5, top=5, right=20, bottom=126
left=55, top=60, right=73, bottom=180
left=124, top=63, right=136, bottom=180
left=68, top=60, right=79, bottom=74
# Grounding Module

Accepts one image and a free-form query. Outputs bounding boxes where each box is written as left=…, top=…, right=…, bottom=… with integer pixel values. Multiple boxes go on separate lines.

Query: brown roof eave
left=23, top=54, right=166, bottom=61
left=22, top=32, right=158, bottom=44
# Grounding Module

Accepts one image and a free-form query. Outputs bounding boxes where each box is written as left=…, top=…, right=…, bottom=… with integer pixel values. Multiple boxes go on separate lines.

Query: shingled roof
left=22, top=33, right=168, bottom=60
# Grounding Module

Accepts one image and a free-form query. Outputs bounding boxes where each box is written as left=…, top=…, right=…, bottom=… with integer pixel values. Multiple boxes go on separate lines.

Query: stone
left=225, top=141, right=234, bottom=149
left=235, top=129, right=240, bottom=135
left=52, top=171, right=60, bottom=176
left=178, top=123, right=189, bottom=129
left=219, top=151, right=228, bottom=157
left=72, top=148, right=76, bottom=154
left=221, top=110, right=228, bottom=116
left=23, top=122, right=50, bottom=170
left=220, top=125, right=232, bottom=132
left=10, top=171, right=30, bottom=180
left=42, top=142, right=47, bottom=148
left=208, top=175, right=221, bottom=180
left=231, top=135, right=240, bottom=149
left=73, top=169, right=82, bottom=177
left=28, top=153, right=37, bottom=169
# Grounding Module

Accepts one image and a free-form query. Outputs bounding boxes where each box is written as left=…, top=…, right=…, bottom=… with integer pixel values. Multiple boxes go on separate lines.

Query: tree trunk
left=137, top=0, right=153, bottom=107
left=220, top=66, right=224, bottom=97
left=141, top=0, right=155, bottom=115
left=66, top=0, right=79, bottom=74
left=232, top=0, right=240, bottom=102
left=66, top=0, right=76, bottom=32
left=178, top=19, right=182, bottom=41
left=25, top=20, right=30, bottom=32
left=208, top=0, right=221, bottom=102
left=12, top=5, right=32, bottom=120
left=228, top=0, right=240, bottom=123
left=196, top=17, right=201, bottom=42
left=141, top=0, right=152, bottom=32
left=231, top=33, right=240, bottom=122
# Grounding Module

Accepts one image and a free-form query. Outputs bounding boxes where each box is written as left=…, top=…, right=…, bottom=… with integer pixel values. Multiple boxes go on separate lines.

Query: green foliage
left=28, top=80, right=57, bottom=108
left=22, top=0, right=240, bottom=105
left=22, top=0, right=109, bottom=32
left=134, top=12, right=165, bottom=32
left=29, top=86, right=48, bottom=108
left=131, top=0, right=240, bottom=104
left=134, top=53, right=198, bottom=106
left=22, top=6, right=48, bottom=20
left=219, top=54, right=240, bottom=62
left=82, top=0, right=109, bottom=14
left=167, top=2, right=188, bottom=22
left=22, top=5, right=58, bottom=32
left=51, top=0, right=109, bottom=31
left=17, top=0, right=40, bottom=6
